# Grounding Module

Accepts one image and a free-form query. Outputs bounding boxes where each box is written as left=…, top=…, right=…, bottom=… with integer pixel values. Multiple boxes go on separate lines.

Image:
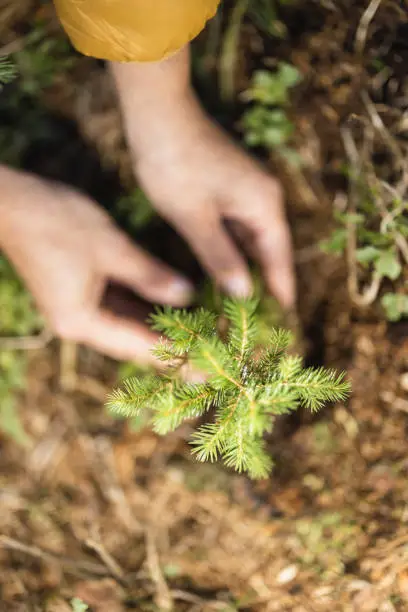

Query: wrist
left=110, top=47, right=191, bottom=107
left=110, top=47, right=208, bottom=163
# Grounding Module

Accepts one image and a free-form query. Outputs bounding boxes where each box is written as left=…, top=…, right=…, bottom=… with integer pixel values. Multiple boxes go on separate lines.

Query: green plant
left=248, top=0, right=294, bottom=38
left=0, top=56, right=17, bottom=88
left=11, top=25, right=75, bottom=98
left=219, top=0, right=295, bottom=102
left=70, top=598, right=89, bottom=612
left=242, top=63, right=301, bottom=162
left=0, top=27, right=77, bottom=167
left=321, top=185, right=408, bottom=321
left=108, top=298, right=350, bottom=479
left=116, top=187, right=156, bottom=231
left=0, top=256, right=42, bottom=446
left=381, top=292, right=408, bottom=322
left=295, top=511, right=361, bottom=579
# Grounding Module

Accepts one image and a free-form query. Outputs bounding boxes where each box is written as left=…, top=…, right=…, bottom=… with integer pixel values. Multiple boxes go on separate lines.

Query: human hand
left=112, top=52, right=295, bottom=307
left=136, top=107, right=295, bottom=306
left=0, top=167, right=193, bottom=363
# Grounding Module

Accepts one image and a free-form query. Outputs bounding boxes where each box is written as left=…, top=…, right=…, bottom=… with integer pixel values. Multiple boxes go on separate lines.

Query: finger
left=169, top=206, right=253, bottom=297
left=73, top=310, right=162, bottom=365
left=256, top=215, right=295, bottom=308
left=99, top=233, right=193, bottom=307
left=240, top=185, right=296, bottom=307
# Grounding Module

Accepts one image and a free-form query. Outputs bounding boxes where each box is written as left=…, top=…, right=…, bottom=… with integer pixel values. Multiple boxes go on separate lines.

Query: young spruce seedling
left=108, top=298, right=350, bottom=479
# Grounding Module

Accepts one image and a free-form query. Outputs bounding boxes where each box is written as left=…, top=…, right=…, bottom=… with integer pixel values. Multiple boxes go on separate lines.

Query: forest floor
left=0, top=1, right=407, bottom=610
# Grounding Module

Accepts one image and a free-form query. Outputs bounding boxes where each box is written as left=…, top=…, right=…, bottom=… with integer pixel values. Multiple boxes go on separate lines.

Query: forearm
left=110, top=47, right=206, bottom=162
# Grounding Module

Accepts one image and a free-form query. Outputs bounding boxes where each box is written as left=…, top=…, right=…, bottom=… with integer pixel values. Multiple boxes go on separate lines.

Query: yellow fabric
left=53, top=0, right=220, bottom=62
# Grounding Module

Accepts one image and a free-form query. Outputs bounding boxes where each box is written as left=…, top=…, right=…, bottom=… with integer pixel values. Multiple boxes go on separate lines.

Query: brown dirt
left=0, top=1, right=407, bottom=611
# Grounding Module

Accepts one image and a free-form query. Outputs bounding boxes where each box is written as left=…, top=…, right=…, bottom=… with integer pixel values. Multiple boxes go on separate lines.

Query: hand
left=0, top=167, right=193, bottom=363
left=136, top=107, right=295, bottom=306
left=112, top=51, right=295, bottom=307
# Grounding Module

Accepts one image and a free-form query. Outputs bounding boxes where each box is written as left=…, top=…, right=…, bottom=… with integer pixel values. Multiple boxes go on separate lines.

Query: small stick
left=0, top=328, right=52, bottom=351
left=362, top=91, right=406, bottom=168
left=145, top=527, right=173, bottom=611
left=355, top=0, right=382, bottom=55
left=85, top=538, right=125, bottom=582
left=59, top=340, right=78, bottom=392
left=341, top=127, right=383, bottom=307
left=0, top=535, right=107, bottom=577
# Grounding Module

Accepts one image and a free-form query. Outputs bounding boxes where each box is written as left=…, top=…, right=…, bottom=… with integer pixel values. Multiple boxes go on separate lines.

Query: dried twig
left=28, top=420, right=68, bottom=479
left=355, top=0, right=382, bottom=55
left=85, top=537, right=125, bottom=582
left=0, top=328, right=52, bottom=351
left=0, top=38, right=25, bottom=56
left=341, top=126, right=382, bottom=306
left=59, top=341, right=78, bottom=392
left=0, top=535, right=107, bottom=577
left=362, top=91, right=407, bottom=170
left=75, top=376, right=110, bottom=402
left=82, top=435, right=142, bottom=534
left=170, top=590, right=203, bottom=605
left=378, top=182, right=408, bottom=265
left=145, top=527, right=173, bottom=611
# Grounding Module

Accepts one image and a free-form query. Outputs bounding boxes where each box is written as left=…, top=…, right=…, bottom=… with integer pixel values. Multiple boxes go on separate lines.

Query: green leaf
left=342, top=213, right=365, bottom=225
left=243, top=64, right=301, bottom=106
left=152, top=384, right=216, bottom=434
left=257, top=384, right=299, bottom=415
left=191, top=422, right=226, bottom=463
left=192, top=338, right=240, bottom=390
left=287, top=368, right=351, bottom=412
left=243, top=106, right=294, bottom=150
left=278, top=355, right=303, bottom=380
left=279, top=62, right=302, bottom=88
left=381, top=292, right=408, bottom=322
left=116, top=188, right=156, bottom=230
left=374, top=250, right=402, bottom=281
left=0, top=56, right=17, bottom=86
left=256, top=328, right=294, bottom=377
left=71, top=599, right=89, bottom=612
left=107, top=375, right=166, bottom=417
left=150, top=307, right=216, bottom=351
left=151, top=338, right=186, bottom=362
left=222, top=428, right=272, bottom=478
left=356, top=246, right=380, bottom=265
left=224, top=297, right=259, bottom=362
left=359, top=229, right=393, bottom=248
left=320, top=229, right=348, bottom=255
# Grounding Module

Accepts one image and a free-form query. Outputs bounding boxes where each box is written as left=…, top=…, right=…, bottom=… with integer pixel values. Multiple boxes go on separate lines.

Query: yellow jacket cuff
left=53, top=0, right=220, bottom=63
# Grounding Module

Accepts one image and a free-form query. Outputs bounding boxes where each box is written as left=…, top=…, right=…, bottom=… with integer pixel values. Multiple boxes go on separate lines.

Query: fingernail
left=169, top=278, right=194, bottom=303
left=224, top=274, right=252, bottom=298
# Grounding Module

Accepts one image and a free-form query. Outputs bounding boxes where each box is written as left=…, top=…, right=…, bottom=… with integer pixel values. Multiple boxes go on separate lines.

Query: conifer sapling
left=107, top=298, right=350, bottom=479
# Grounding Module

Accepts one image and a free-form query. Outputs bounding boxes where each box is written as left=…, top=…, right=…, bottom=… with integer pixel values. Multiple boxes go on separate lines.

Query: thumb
left=75, top=310, right=161, bottom=365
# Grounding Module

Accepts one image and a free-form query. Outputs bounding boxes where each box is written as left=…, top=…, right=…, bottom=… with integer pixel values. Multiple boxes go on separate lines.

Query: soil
left=0, top=1, right=407, bottom=611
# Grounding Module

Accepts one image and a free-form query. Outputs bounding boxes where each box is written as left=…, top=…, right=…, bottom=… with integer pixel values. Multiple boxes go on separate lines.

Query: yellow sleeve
left=53, top=0, right=220, bottom=63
